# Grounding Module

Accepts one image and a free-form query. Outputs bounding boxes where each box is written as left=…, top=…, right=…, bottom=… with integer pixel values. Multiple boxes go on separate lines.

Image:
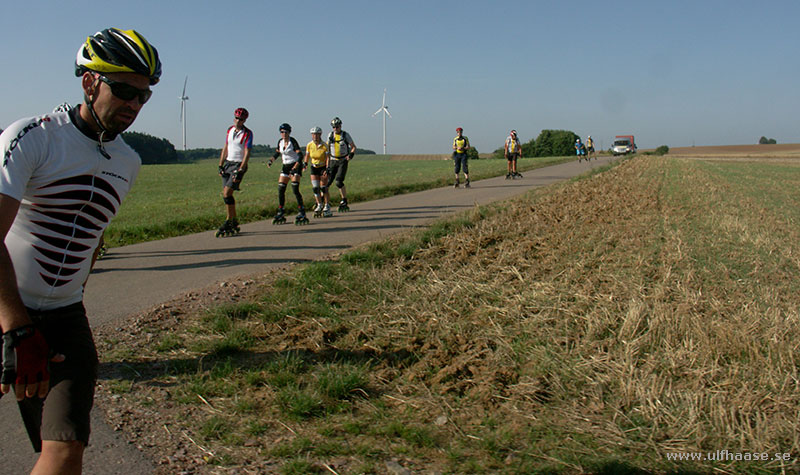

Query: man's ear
left=81, top=72, right=98, bottom=99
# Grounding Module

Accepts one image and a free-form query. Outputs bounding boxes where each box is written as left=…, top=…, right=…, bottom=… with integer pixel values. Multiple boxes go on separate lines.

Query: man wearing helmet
left=576, top=138, right=587, bottom=162
left=0, top=28, right=160, bottom=473
left=269, top=123, right=308, bottom=224
left=452, top=127, right=471, bottom=188
left=585, top=135, right=596, bottom=160
left=215, top=108, right=253, bottom=237
left=326, top=117, right=356, bottom=212
left=306, top=127, right=332, bottom=217
left=504, top=130, right=523, bottom=179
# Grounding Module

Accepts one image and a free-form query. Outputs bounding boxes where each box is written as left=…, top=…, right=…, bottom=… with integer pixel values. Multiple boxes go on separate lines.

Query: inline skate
left=313, top=203, right=323, bottom=218
left=295, top=206, right=309, bottom=225
left=215, top=219, right=239, bottom=237
left=323, top=203, right=333, bottom=217
left=338, top=199, right=350, bottom=212
left=272, top=207, right=286, bottom=224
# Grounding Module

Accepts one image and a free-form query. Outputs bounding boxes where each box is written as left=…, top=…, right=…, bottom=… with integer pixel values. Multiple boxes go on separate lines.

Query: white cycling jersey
left=224, top=125, right=253, bottom=163
left=1, top=110, right=141, bottom=311
left=276, top=137, right=302, bottom=165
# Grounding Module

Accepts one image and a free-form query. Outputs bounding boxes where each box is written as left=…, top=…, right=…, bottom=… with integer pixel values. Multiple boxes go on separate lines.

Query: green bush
left=654, top=145, right=669, bottom=155
left=533, top=130, right=579, bottom=157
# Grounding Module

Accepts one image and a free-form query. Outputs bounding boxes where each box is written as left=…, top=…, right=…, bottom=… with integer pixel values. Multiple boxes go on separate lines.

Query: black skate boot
left=338, top=199, right=349, bottom=212
left=295, top=206, right=309, bottom=225
left=464, top=178, right=471, bottom=188
left=215, top=219, right=234, bottom=237
left=272, top=207, right=286, bottom=224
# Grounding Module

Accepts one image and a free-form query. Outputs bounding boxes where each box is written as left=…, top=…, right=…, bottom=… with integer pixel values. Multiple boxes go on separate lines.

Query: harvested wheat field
left=96, top=156, right=800, bottom=474
left=665, top=143, right=800, bottom=161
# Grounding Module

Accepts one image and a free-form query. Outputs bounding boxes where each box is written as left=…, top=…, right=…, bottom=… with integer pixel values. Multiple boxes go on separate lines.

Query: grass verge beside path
left=106, top=155, right=571, bottom=247
left=97, top=156, right=800, bottom=473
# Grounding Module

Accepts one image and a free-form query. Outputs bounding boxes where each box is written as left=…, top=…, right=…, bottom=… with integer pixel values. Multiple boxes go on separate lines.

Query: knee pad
left=223, top=196, right=235, bottom=205
left=335, top=179, right=344, bottom=189
left=312, top=185, right=321, bottom=196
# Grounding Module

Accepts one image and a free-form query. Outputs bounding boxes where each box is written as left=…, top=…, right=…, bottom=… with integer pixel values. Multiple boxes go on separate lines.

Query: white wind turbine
left=179, top=76, right=189, bottom=150
left=372, top=88, right=391, bottom=154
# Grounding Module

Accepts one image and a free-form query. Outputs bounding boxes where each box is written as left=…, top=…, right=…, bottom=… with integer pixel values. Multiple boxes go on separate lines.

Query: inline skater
left=504, top=129, right=522, bottom=179
left=326, top=117, right=356, bottom=211
left=269, top=123, right=308, bottom=225
left=216, top=107, right=252, bottom=237
left=452, top=127, right=471, bottom=188
left=0, top=27, right=161, bottom=473
left=586, top=135, right=597, bottom=160
left=306, top=127, right=332, bottom=217
left=576, top=138, right=587, bottom=162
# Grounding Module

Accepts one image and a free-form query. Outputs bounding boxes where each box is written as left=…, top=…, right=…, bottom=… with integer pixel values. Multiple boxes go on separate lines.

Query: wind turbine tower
left=372, top=88, right=391, bottom=154
left=179, top=76, right=189, bottom=150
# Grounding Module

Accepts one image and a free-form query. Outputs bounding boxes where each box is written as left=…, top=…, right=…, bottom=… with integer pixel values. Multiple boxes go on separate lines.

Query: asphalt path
left=1, top=155, right=614, bottom=474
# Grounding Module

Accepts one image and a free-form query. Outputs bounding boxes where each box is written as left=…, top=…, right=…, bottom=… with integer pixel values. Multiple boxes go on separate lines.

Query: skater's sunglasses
left=96, top=74, right=152, bottom=104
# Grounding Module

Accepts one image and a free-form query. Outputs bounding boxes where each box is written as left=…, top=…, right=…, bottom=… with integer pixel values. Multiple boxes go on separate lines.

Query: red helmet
left=456, top=127, right=463, bottom=132
left=234, top=107, right=249, bottom=120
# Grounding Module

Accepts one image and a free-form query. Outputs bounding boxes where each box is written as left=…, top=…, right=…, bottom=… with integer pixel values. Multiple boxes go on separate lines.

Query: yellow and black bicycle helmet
left=75, top=28, right=162, bottom=85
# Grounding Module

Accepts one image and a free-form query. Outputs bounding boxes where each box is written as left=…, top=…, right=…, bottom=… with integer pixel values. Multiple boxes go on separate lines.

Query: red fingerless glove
left=1, top=325, right=50, bottom=386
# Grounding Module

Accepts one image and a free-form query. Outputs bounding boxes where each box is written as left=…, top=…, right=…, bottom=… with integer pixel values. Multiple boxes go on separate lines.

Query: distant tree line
left=492, top=129, right=580, bottom=158
left=122, top=131, right=178, bottom=164
left=759, top=136, right=777, bottom=145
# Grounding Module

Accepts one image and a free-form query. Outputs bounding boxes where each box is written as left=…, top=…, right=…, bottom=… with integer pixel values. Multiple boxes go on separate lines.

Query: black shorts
left=280, top=162, right=303, bottom=178
left=5, top=303, right=98, bottom=452
left=506, top=153, right=520, bottom=161
left=310, top=165, right=327, bottom=177
left=220, top=160, right=246, bottom=190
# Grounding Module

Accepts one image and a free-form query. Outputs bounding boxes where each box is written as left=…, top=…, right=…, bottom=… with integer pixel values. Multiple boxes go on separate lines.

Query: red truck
left=612, top=135, right=637, bottom=156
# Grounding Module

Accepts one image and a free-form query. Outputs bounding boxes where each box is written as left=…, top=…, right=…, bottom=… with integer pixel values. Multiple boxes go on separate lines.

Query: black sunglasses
left=97, top=75, right=152, bottom=104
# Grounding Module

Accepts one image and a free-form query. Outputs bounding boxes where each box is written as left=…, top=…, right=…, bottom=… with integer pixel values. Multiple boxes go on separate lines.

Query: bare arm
left=240, top=147, right=251, bottom=170
left=218, top=142, right=229, bottom=168
left=0, top=194, right=31, bottom=334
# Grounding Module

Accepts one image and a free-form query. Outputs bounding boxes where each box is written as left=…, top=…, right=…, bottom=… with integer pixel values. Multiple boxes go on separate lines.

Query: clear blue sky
left=2, top=0, right=798, bottom=153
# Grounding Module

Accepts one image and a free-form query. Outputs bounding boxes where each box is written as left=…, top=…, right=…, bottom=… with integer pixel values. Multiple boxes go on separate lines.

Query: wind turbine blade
left=382, top=88, right=386, bottom=107
left=372, top=107, right=383, bottom=116
left=182, top=76, right=188, bottom=96
left=385, top=108, right=392, bottom=118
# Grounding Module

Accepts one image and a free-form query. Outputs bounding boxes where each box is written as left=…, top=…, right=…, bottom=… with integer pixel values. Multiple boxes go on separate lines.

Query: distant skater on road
left=269, top=123, right=308, bottom=225
left=216, top=107, right=252, bottom=237
left=0, top=27, right=161, bottom=474
left=306, top=127, right=332, bottom=218
left=327, top=117, right=356, bottom=212
left=586, top=135, right=597, bottom=160
left=452, top=127, right=471, bottom=188
left=576, top=138, right=587, bottom=162
left=504, top=129, right=523, bottom=179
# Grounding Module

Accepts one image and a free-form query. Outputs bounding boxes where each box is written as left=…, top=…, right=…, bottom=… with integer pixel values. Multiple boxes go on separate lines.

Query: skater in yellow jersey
left=326, top=117, right=356, bottom=211
left=452, top=127, right=471, bottom=188
left=504, top=129, right=522, bottom=179
left=306, top=127, right=332, bottom=217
